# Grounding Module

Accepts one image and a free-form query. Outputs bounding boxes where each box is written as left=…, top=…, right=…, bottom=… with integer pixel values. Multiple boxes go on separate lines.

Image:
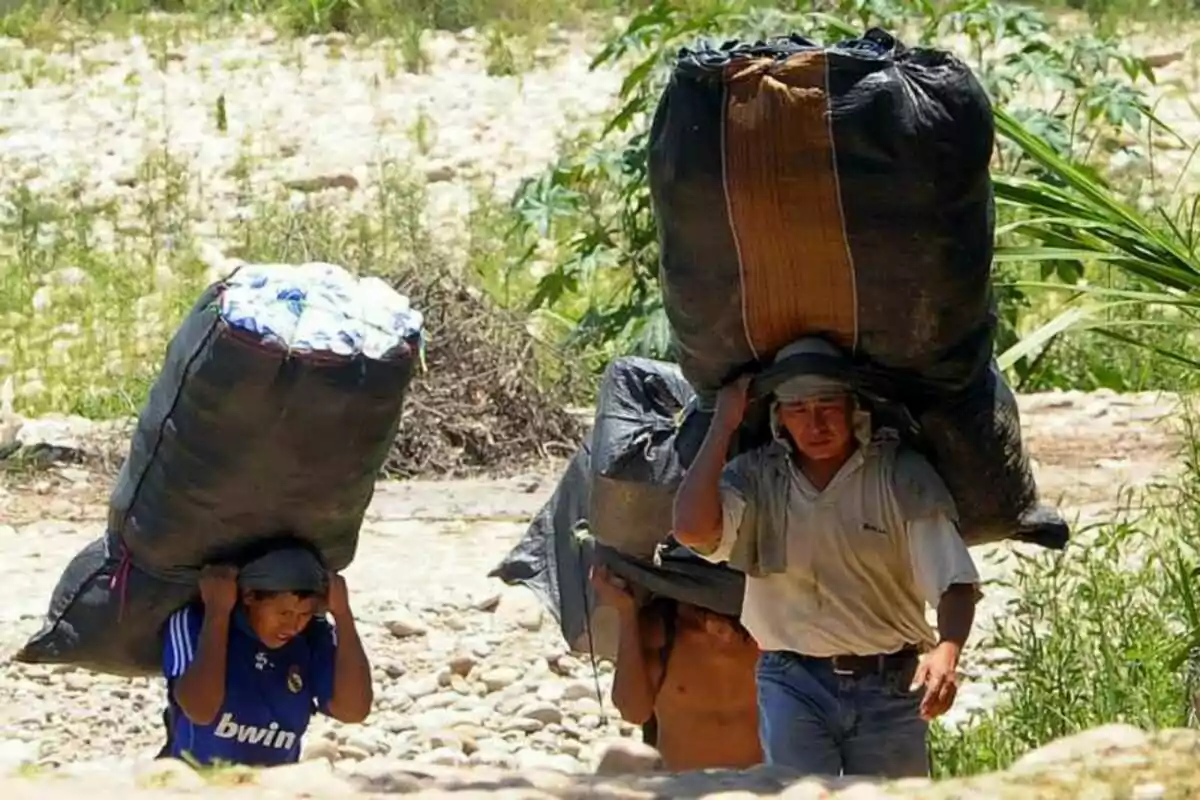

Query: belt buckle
left=830, top=656, right=855, bottom=677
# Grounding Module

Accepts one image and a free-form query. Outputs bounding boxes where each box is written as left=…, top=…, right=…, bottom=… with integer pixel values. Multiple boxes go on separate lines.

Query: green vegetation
left=0, top=151, right=207, bottom=418
left=930, top=418, right=1200, bottom=777
left=1027, top=0, right=1198, bottom=27
left=0, top=152, right=511, bottom=418
left=508, top=0, right=1199, bottom=391
left=0, top=0, right=1198, bottom=783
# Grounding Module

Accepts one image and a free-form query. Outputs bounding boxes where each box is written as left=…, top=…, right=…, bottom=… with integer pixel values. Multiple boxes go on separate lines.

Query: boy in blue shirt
left=160, top=543, right=373, bottom=767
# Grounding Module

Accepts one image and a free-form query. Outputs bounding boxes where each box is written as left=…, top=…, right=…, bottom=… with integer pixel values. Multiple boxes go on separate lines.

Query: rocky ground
left=0, top=16, right=1193, bottom=272
left=0, top=389, right=1185, bottom=778
left=0, top=19, right=623, bottom=259
left=1, top=723, right=1198, bottom=798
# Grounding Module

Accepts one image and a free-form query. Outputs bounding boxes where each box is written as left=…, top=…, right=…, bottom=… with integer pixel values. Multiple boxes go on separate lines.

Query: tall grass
left=930, top=412, right=1200, bottom=777
left=0, top=145, right=524, bottom=417
left=0, top=150, right=209, bottom=418
left=992, top=105, right=1200, bottom=389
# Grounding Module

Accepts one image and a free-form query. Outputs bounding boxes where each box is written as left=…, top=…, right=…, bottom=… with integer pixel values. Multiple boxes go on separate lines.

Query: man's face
left=243, top=591, right=319, bottom=649
left=776, top=393, right=855, bottom=462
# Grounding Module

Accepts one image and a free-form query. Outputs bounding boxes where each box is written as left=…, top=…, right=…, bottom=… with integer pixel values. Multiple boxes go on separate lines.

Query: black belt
left=791, top=646, right=919, bottom=678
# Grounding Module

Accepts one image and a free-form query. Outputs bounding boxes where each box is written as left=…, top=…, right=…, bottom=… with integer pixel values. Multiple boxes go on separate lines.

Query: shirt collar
left=787, top=445, right=866, bottom=497
left=232, top=606, right=264, bottom=644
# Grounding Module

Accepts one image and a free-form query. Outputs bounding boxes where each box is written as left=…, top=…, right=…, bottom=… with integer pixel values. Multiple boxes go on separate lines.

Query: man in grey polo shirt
left=673, top=336, right=981, bottom=778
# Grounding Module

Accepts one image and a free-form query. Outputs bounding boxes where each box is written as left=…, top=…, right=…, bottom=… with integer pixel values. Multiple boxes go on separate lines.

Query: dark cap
left=238, top=545, right=328, bottom=594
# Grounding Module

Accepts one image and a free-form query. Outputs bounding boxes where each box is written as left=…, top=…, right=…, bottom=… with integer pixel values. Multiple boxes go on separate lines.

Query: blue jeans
left=756, top=650, right=930, bottom=778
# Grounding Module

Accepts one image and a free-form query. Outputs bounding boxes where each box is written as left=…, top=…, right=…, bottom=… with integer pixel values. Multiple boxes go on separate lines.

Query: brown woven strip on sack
left=722, top=50, right=857, bottom=358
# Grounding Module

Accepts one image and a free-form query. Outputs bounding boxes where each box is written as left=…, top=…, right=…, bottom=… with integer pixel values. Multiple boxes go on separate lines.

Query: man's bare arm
left=610, top=606, right=657, bottom=725
left=673, top=422, right=739, bottom=551
left=936, top=583, right=977, bottom=655
left=174, top=566, right=238, bottom=725
left=326, top=612, right=373, bottom=723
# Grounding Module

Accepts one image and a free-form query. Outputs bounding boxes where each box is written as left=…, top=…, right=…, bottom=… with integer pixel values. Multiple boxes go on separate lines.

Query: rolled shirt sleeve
left=907, top=513, right=982, bottom=607
left=687, top=455, right=751, bottom=564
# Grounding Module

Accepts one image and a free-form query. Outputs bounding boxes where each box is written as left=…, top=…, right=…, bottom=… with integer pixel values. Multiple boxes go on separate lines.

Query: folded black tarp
left=19, top=264, right=422, bottom=675
left=646, top=28, right=1067, bottom=549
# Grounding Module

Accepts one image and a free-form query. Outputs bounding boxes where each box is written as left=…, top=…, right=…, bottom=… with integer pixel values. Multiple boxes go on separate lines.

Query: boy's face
left=243, top=590, right=319, bottom=649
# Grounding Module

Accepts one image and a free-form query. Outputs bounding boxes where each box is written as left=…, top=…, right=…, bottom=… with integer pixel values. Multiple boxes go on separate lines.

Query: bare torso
left=641, top=602, right=762, bottom=771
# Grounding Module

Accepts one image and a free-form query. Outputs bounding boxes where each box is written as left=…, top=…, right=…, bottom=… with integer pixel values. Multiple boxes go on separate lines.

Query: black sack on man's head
left=647, top=28, right=1067, bottom=550
left=491, top=440, right=746, bottom=661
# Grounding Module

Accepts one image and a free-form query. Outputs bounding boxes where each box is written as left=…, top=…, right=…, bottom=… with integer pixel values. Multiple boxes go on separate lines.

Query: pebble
left=562, top=681, right=596, bottom=701
left=494, top=586, right=545, bottom=631
left=481, top=667, right=522, bottom=692
left=518, top=702, right=564, bottom=726
left=537, top=681, right=566, bottom=702
left=385, top=609, right=428, bottom=638
left=448, top=654, right=477, bottom=677
left=516, top=749, right=581, bottom=774
left=341, top=756, right=425, bottom=793
left=593, top=739, right=663, bottom=776
left=343, top=730, right=386, bottom=756
left=418, top=747, right=469, bottom=767
left=502, top=717, right=544, bottom=734
left=403, top=676, right=441, bottom=699
left=302, top=738, right=340, bottom=763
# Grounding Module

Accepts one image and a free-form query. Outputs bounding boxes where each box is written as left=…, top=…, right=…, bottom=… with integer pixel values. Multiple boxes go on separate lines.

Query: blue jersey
left=161, top=604, right=337, bottom=767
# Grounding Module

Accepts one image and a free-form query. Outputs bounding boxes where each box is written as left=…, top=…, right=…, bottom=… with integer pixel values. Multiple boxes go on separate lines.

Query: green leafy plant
left=992, top=105, right=1200, bottom=387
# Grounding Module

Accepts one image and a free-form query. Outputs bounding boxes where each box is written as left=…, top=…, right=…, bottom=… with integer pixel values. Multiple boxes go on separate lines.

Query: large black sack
left=108, top=276, right=419, bottom=579
left=19, top=264, right=423, bottom=675
left=490, top=441, right=745, bottom=660
left=647, top=28, right=1066, bottom=549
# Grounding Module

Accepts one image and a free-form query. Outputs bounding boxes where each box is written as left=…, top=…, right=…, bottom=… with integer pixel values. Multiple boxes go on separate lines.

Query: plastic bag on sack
left=488, top=443, right=611, bottom=656
left=589, top=356, right=771, bottom=557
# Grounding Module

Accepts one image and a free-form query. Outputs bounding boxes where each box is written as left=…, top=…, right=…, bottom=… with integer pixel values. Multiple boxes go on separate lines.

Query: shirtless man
left=591, top=565, right=761, bottom=771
